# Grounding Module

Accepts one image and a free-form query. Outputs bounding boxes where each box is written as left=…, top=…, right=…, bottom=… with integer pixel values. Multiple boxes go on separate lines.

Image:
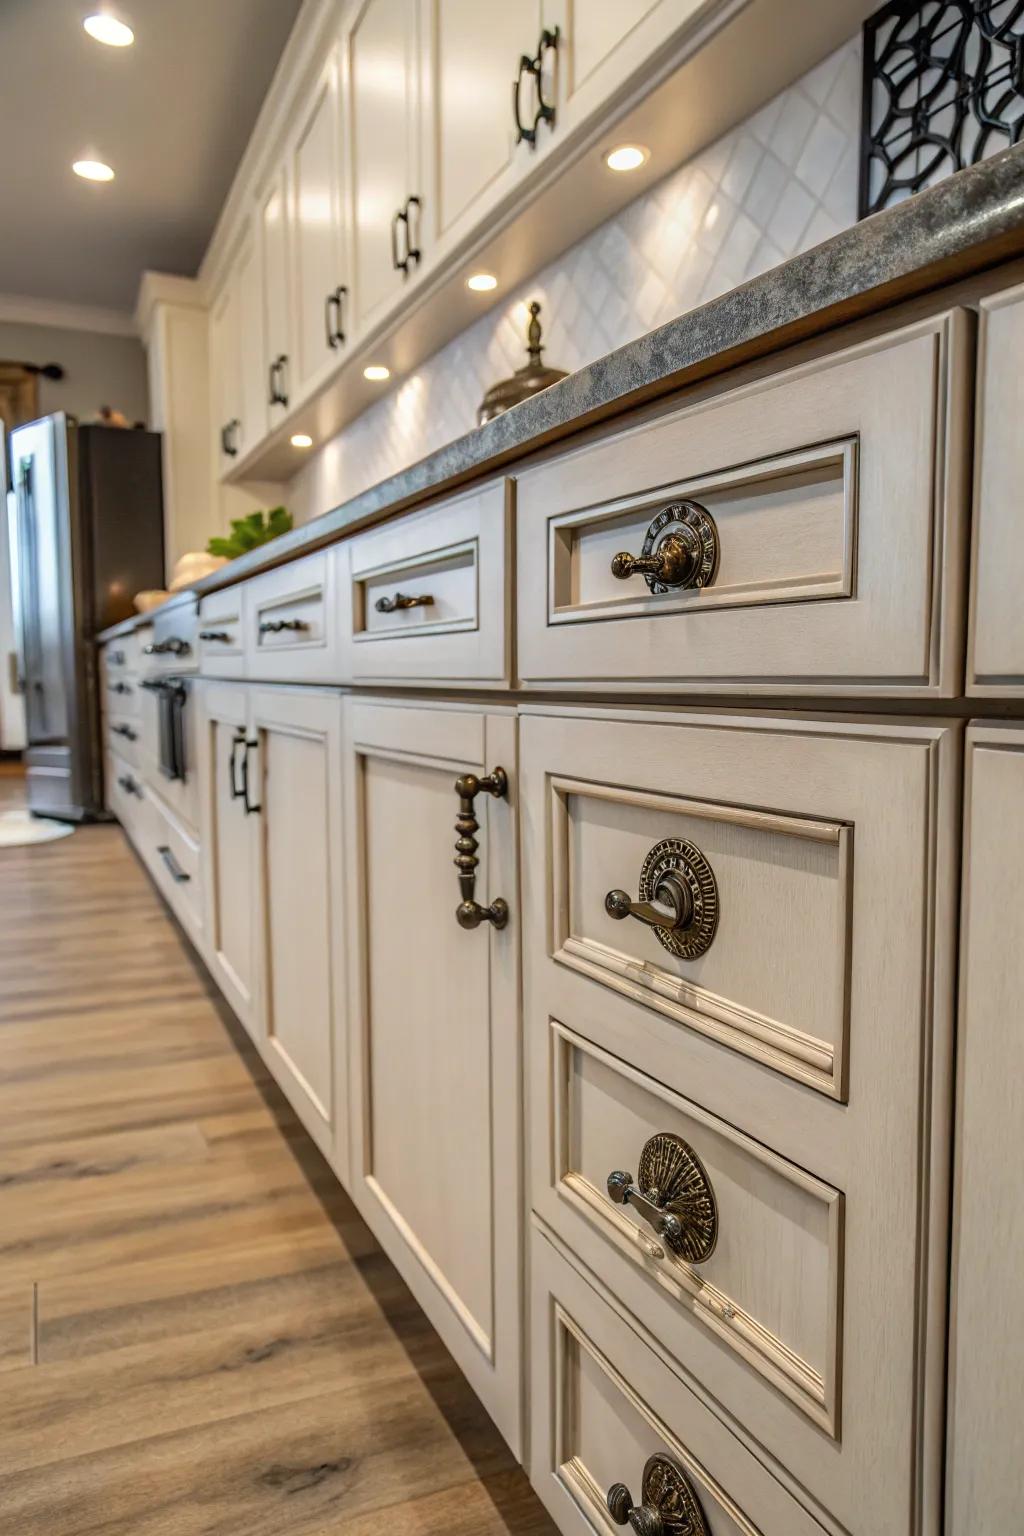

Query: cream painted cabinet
left=209, top=225, right=265, bottom=469
left=947, top=723, right=1024, bottom=1533
left=249, top=687, right=348, bottom=1174
left=259, top=165, right=293, bottom=424
left=289, top=45, right=349, bottom=400
left=342, top=696, right=522, bottom=1455
left=209, top=278, right=241, bottom=474
left=196, top=680, right=260, bottom=1034
left=348, top=0, right=422, bottom=330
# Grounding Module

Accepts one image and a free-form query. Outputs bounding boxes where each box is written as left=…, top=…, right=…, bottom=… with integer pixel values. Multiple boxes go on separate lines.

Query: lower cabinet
left=342, top=696, right=523, bottom=1456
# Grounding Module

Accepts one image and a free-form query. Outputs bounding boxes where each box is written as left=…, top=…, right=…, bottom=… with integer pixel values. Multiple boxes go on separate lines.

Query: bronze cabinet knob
left=611, top=501, right=719, bottom=595
left=606, top=1131, right=718, bottom=1265
left=453, top=768, right=508, bottom=930
left=605, top=837, right=718, bottom=961
left=607, top=1455, right=709, bottom=1536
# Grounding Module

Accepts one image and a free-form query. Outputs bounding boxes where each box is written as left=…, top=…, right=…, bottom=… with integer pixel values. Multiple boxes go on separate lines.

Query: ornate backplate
left=640, top=1454, right=709, bottom=1536
left=637, top=1131, right=718, bottom=1264
left=639, top=502, right=719, bottom=595
left=638, top=837, right=718, bottom=960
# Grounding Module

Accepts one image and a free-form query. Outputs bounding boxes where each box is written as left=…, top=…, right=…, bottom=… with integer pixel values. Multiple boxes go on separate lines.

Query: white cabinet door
left=290, top=47, right=348, bottom=400
left=343, top=697, right=522, bottom=1455
left=209, top=278, right=240, bottom=472
left=348, top=0, right=421, bottom=330
left=196, top=681, right=259, bottom=1034
left=259, top=165, right=293, bottom=422
left=430, top=0, right=540, bottom=238
left=947, top=723, right=1024, bottom=1533
left=250, top=687, right=348, bottom=1174
left=235, top=225, right=266, bottom=457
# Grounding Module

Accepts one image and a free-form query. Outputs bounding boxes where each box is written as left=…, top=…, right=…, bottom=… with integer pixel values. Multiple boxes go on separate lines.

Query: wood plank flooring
left=0, top=773, right=555, bottom=1535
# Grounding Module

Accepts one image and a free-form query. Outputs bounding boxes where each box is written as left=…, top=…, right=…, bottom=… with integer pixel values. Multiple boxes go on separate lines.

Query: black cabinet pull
left=325, top=286, right=348, bottom=350
left=513, top=26, right=559, bottom=147
left=199, top=629, right=231, bottom=643
left=157, top=844, right=191, bottom=884
left=221, top=418, right=240, bottom=458
left=391, top=196, right=421, bottom=276
left=109, top=680, right=131, bottom=695
left=109, top=649, right=126, bottom=666
left=112, top=723, right=138, bottom=741
left=241, top=738, right=261, bottom=815
left=258, top=617, right=308, bottom=635
left=269, top=356, right=289, bottom=408
left=118, top=773, right=142, bottom=799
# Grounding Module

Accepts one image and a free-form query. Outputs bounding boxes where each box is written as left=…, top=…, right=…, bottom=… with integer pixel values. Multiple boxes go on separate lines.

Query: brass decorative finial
left=477, top=298, right=568, bottom=425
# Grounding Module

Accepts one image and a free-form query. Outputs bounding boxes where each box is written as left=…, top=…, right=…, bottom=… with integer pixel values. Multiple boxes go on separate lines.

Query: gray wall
left=0, top=320, right=149, bottom=425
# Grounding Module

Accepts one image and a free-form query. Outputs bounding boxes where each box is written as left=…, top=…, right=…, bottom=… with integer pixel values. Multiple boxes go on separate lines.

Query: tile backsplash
left=289, top=35, right=862, bottom=525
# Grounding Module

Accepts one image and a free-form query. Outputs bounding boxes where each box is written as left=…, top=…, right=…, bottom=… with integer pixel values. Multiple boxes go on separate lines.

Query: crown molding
left=0, top=292, right=137, bottom=338
left=134, top=271, right=206, bottom=342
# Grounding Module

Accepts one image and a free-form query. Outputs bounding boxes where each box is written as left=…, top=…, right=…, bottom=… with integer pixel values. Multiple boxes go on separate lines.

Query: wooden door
left=290, top=46, right=347, bottom=399
left=259, top=165, right=292, bottom=422
left=343, top=697, right=522, bottom=1455
left=251, top=687, right=348, bottom=1175
left=947, top=722, right=1024, bottom=1531
left=348, top=0, right=420, bottom=329
left=196, top=681, right=259, bottom=1034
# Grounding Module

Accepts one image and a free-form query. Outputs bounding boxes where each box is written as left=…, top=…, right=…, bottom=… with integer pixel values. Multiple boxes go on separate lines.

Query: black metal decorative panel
left=859, top=1, right=1024, bottom=216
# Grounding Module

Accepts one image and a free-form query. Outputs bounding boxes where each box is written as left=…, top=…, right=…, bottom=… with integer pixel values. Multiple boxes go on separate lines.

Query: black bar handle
left=112, top=723, right=138, bottom=741
left=332, top=284, right=347, bottom=345
left=228, top=730, right=246, bottom=800
left=157, top=845, right=191, bottom=884
left=241, top=738, right=261, bottom=815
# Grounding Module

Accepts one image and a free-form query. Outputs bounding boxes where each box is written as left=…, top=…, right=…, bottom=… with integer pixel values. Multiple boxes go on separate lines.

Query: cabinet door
left=947, top=723, right=1024, bottom=1532
left=196, top=681, right=259, bottom=1034
left=259, top=165, right=293, bottom=421
left=235, top=225, right=266, bottom=457
left=344, top=697, right=521, bottom=1455
left=209, top=279, right=240, bottom=474
left=349, top=0, right=420, bottom=330
left=251, top=687, right=348, bottom=1175
left=430, top=0, right=540, bottom=238
left=290, top=47, right=347, bottom=399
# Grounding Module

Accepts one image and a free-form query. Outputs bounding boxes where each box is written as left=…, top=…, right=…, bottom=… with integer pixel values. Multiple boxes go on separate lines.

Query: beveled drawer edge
left=548, top=1019, right=843, bottom=1437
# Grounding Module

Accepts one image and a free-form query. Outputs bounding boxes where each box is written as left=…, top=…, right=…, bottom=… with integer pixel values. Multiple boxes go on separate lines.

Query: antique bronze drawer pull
left=157, top=845, right=190, bottom=884
left=513, top=26, right=560, bottom=147
left=608, top=1453, right=709, bottom=1536
left=144, top=637, right=191, bottom=657
left=605, top=836, right=718, bottom=960
left=607, top=1130, right=718, bottom=1264
left=258, top=618, right=309, bottom=635
left=111, top=723, right=137, bottom=741
left=117, top=773, right=142, bottom=799
left=374, top=591, right=435, bottom=614
left=453, top=768, right=508, bottom=930
left=199, top=629, right=232, bottom=643
left=610, top=501, right=719, bottom=594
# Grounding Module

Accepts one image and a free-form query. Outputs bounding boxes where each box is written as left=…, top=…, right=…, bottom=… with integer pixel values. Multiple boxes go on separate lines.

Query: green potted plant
left=207, top=506, right=293, bottom=560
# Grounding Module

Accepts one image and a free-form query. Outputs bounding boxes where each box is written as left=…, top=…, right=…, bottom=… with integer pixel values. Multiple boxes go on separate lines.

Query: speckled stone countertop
left=99, top=145, right=1024, bottom=643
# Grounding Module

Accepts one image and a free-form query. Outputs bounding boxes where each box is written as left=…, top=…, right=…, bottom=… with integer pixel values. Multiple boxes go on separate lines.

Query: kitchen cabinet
left=209, top=277, right=241, bottom=473
left=348, top=0, right=422, bottom=330
left=289, top=45, right=349, bottom=400
left=196, top=681, right=260, bottom=1034
left=259, top=165, right=293, bottom=424
left=343, top=696, right=522, bottom=1455
left=250, top=686, right=348, bottom=1171
left=209, top=225, right=265, bottom=467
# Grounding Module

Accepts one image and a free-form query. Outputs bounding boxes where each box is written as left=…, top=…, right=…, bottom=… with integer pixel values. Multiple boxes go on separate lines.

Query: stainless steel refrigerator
left=9, top=413, right=164, bottom=820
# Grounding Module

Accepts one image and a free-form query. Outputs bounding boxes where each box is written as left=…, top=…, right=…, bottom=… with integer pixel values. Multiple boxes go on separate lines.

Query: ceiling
left=0, top=0, right=303, bottom=315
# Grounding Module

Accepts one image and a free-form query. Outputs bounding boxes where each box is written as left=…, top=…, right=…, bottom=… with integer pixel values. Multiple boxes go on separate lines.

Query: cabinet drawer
left=197, top=587, right=245, bottom=677
left=245, top=550, right=338, bottom=681
left=521, top=708, right=957, bottom=1536
left=968, top=283, right=1024, bottom=695
left=105, top=750, right=146, bottom=832
left=338, top=480, right=509, bottom=684
left=144, top=792, right=203, bottom=945
left=105, top=713, right=141, bottom=766
left=517, top=312, right=969, bottom=695
left=530, top=1229, right=827, bottom=1536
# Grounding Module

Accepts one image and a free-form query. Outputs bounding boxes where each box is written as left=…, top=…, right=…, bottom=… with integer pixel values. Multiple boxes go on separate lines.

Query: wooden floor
left=0, top=770, right=554, bottom=1535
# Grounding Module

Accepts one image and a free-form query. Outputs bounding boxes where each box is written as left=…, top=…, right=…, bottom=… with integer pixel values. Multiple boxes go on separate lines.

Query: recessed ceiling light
left=363, top=365, right=390, bottom=381
left=83, top=13, right=135, bottom=46
left=73, top=159, right=115, bottom=182
left=605, top=144, right=649, bottom=173
left=466, top=273, right=498, bottom=292
left=290, top=433, right=313, bottom=449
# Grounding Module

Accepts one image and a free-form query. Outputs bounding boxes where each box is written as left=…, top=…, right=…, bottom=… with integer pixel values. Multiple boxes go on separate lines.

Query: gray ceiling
left=0, top=0, right=303, bottom=313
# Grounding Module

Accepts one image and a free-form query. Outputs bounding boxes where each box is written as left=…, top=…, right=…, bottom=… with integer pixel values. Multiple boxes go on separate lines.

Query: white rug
left=0, top=809, right=76, bottom=846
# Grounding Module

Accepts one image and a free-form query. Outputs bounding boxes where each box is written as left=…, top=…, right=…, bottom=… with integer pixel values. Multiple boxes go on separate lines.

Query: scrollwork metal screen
left=859, top=1, right=1024, bottom=216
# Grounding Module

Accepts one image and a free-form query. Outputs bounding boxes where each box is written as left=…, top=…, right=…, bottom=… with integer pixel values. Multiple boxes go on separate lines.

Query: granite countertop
left=99, top=145, right=1024, bottom=644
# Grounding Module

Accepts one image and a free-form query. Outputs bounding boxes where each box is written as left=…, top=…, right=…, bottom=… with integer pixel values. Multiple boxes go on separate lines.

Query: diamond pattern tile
left=289, top=37, right=864, bottom=522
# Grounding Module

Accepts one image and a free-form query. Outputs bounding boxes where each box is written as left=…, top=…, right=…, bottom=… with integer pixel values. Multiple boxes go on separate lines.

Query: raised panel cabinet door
left=251, top=687, right=348, bottom=1178
left=235, top=226, right=266, bottom=456
left=195, top=681, right=259, bottom=1036
left=430, top=0, right=540, bottom=237
left=290, top=47, right=347, bottom=398
left=349, top=0, right=419, bottom=329
left=947, top=723, right=1024, bottom=1533
left=968, top=283, right=1024, bottom=694
left=259, top=166, right=292, bottom=421
left=343, top=697, right=522, bottom=1456
left=209, top=279, right=240, bottom=473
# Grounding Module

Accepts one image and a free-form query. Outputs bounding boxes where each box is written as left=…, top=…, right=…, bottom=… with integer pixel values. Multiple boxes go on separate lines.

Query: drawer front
left=338, top=479, right=509, bottom=684
left=245, top=550, right=338, bottom=682
left=104, top=712, right=141, bottom=767
left=530, top=1228, right=827, bottom=1536
left=144, top=791, right=203, bottom=944
left=148, top=598, right=198, bottom=674
left=138, top=681, right=199, bottom=837
left=105, top=750, right=146, bottom=831
left=517, top=312, right=969, bottom=695
left=197, top=587, right=245, bottom=677
left=521, top=708, right=957, bottom=1536
left=968, top=283, right=1024, bottom=694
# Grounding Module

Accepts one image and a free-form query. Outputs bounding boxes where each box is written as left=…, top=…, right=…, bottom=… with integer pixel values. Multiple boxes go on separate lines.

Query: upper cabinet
left=349, top=0, right=423, bottom=331
left=258, top=163, right=293, bottom=423
left=210, top=223, right=265, bottom=469
left=289, top=46, right=350, bottom=400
